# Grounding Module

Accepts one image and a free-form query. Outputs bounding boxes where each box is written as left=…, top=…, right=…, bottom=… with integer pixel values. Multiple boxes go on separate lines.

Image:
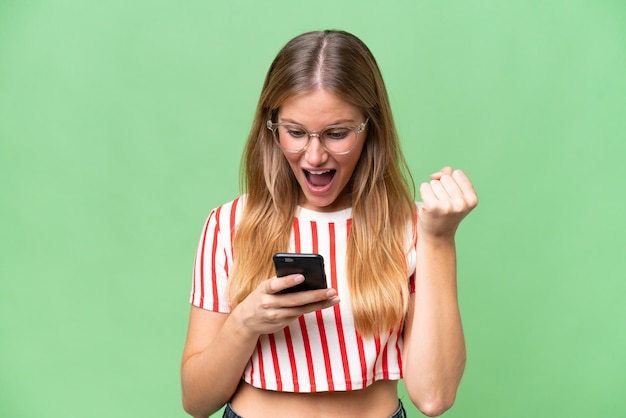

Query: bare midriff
left=230, top=379, right=400, bottom=418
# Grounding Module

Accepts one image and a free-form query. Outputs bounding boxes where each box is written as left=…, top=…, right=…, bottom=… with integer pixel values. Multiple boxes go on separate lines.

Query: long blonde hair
left=229, top=30, right=416, bottom=335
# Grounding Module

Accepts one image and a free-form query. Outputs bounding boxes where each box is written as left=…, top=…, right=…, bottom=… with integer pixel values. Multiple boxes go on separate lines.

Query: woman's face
left=276, top=89, right=367, bottom=212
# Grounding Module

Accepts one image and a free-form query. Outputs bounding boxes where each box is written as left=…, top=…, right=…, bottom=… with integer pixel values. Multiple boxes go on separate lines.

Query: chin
left=306, top=194, right=349, bottom=212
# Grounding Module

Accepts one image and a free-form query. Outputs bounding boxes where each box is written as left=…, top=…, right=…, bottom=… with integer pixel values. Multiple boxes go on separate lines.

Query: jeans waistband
left=223, top=399, right=406, bottom=418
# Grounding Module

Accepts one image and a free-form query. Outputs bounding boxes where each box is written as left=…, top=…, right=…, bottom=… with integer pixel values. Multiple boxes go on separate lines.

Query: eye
left=284, top=126, right=307, bottom=138
left=323, top=128, right=350, bottom=140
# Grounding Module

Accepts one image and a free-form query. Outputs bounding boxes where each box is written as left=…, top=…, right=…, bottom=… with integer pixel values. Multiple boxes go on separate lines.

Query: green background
left=1, top=0, right=625, bottom=417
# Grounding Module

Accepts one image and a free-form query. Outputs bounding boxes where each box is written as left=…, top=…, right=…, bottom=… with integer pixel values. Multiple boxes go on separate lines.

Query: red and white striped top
left=190, top=196, right=417, bottom=393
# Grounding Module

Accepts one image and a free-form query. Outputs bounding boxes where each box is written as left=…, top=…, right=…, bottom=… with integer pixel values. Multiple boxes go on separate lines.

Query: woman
left=181, top=30, right=478, bottom=418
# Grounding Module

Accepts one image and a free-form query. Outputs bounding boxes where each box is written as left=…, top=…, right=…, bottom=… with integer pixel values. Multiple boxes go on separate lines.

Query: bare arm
left=181, top=307, right=256, bottom=418
left=181, top=274, right=340, bottom=418
left=402, top=168, right=478, bottom=417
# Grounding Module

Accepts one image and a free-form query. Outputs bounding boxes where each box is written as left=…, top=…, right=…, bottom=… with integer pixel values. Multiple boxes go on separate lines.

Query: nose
left=304, top=134, right=328, bottom=166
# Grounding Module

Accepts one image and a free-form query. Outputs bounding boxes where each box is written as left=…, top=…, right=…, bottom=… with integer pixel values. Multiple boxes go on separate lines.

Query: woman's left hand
left=418, top=167, right=478, bottom=240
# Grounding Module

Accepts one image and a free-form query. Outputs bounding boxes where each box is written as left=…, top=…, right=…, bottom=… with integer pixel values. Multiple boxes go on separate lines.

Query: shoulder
left=207, top=195, right=246, bottom=224
left=198, top=196, right=247, bottom=244
left=215, top=195, right=246, bottom=214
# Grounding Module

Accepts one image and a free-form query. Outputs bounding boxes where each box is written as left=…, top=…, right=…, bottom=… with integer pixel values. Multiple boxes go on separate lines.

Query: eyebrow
left=278, top=118, right=358, bottom=126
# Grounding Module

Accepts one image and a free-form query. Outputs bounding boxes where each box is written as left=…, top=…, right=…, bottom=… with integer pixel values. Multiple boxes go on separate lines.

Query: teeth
left=307, top=170, right=331, bottom=175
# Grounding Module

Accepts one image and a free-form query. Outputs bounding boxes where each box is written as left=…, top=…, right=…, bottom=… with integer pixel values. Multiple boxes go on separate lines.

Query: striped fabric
left=190, top=196, right=417, bottom=393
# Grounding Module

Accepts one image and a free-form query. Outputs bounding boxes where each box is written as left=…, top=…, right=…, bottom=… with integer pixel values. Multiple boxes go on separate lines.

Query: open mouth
left=304, top=169, right=336, bottom=190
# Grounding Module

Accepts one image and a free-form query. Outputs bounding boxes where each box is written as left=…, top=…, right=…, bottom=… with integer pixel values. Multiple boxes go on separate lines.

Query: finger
left=451, top=170, right=479, bottom=208
left=439, top=174, right=465, bottom=201
left=265, top=274, right=305, bottom=294
left=429, top=179, right=451, bottom=201
left=420, top=181, right=452, bottom=214
left=300, top=295, right=341, bottom=313
left=429, top=166, right=453, bottom=180
left=273, top=297, right=341, bottom=325
left=419, top=182, right=437, bottom=208
left=282, top=288, right=340, bottom=309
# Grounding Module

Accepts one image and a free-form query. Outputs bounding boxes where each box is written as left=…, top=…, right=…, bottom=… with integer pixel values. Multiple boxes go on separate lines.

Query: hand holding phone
left=273, top=253, right=328, bottom=294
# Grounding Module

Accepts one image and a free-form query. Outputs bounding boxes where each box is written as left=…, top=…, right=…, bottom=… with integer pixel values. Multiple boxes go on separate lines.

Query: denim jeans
left=222, top=399, right=407, bottom=417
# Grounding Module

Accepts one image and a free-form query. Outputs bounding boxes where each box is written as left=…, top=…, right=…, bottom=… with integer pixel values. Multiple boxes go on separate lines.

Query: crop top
left=190, top=196, right=417, bottom=393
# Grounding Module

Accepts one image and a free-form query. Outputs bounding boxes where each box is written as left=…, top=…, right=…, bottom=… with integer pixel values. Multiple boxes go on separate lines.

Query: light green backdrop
left=1, top=1, right=625, bottom=417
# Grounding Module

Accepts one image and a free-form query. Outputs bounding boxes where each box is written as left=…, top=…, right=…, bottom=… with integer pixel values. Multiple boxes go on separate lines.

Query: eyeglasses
left=266, top=119, right=368, bottom=155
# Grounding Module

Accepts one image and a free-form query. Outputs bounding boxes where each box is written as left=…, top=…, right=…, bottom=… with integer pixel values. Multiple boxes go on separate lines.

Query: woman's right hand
left=181, top=275, right=339, bottom=417
left=232, top=274, right=340, bottom=336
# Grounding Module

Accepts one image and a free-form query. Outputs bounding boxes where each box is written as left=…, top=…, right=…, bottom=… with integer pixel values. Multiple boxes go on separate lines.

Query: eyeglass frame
left=266, top=118, right=369, bottom=155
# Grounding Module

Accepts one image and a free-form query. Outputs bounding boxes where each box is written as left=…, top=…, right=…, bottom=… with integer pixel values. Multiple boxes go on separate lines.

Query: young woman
left=181, top=30, right=478, bottom=418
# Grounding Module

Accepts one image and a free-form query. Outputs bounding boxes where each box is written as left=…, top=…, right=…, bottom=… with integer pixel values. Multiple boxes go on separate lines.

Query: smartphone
left=273, top=253, right=328, bottom=293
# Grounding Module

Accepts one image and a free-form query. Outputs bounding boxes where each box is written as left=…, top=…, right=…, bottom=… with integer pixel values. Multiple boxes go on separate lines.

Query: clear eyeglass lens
left=275, top=125, right=357, bottom=153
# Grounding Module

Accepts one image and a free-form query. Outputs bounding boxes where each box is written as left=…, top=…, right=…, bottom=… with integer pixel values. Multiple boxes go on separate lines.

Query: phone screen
left=273, top=253, right=328, bottom=293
